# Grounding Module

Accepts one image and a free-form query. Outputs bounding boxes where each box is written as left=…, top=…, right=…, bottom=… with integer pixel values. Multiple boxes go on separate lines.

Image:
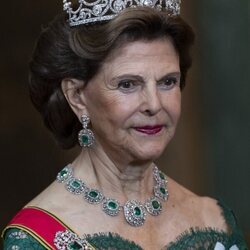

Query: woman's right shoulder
left=2, top=205, right=69, bottom=250
left=1, top=182, right=59, bottom=249
left=2, top=207, right=96, bottom=250
left=25, top=180, right=60, bottom=208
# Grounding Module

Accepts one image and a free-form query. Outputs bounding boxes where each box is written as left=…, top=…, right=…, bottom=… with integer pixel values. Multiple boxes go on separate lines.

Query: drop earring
left=78, top=115, right=95, bottom=147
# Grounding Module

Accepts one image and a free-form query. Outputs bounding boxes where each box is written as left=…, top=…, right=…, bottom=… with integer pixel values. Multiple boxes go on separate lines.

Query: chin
left=132, top=144, right=166, bottom=162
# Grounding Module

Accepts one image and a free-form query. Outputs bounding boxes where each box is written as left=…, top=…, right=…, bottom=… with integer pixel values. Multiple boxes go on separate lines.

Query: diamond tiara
left=63, top=0, right=181, bottom=27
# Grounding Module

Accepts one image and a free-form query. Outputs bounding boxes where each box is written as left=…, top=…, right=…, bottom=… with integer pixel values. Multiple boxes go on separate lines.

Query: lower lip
left=134, top=126, right=163, bottom=135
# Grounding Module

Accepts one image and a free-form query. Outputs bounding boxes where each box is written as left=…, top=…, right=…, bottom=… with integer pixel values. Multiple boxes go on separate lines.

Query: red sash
left=3, top=207, right=78, bottom=249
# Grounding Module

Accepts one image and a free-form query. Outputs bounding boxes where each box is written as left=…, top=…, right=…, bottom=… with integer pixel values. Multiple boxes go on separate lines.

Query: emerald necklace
left=56, top=164, right=168, bottom=227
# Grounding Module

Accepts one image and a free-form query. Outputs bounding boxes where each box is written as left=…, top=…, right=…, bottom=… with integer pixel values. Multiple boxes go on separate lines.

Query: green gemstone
left=60, top=169, right=68, bottom=177
left=68, top=241, right=82, bottom=250
left=108, top=201, right=117, bottom=210
left=89, top=190, right=98, bottom=198
left=159, top=172, right=165, bottom=180
left=134, top=207, right=141, bottom=216
left=152, top=200, right=160, bottom=209
left=71, top=180, right=81, bottom=189
left=160, top=187, right=166, bottom=195
left=81, top=135, right=89, bottom=145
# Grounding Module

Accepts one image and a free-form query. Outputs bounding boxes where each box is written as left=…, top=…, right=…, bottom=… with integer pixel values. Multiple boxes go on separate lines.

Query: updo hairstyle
left=29, top=7, right=195, bottom=149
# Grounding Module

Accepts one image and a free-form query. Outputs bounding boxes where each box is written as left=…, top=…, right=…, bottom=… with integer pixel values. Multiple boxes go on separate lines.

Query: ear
left=61, top=78, right=88, bottom=118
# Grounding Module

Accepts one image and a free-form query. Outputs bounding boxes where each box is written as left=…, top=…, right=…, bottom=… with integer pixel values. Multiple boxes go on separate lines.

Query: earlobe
left=61, top=78, right=87, bottom=117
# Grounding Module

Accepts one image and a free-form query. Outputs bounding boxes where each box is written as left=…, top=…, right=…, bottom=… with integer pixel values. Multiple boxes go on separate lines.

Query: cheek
left=87, top=90, right=134, bottom=127
left=86, top=88, right=114, bottom=113
left=163, top=90, right=182, bottom=122
left=175, top=94, right=182, bottom=119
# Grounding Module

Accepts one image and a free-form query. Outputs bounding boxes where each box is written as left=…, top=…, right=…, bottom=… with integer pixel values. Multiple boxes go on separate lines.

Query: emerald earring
left=78, top=115, right=95, bottom=147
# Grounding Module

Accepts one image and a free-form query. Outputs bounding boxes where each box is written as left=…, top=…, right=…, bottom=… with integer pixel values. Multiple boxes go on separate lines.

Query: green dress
left=2, top=201, right=248, bottom=250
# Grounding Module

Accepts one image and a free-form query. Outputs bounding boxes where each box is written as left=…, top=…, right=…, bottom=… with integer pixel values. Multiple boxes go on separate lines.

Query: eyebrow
left=111, top=72, right=181, bottom=83
left=110, top=74, right=144, bottom=83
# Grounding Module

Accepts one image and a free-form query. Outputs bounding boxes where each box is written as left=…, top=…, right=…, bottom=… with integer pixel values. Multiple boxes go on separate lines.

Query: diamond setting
left=153, top=165, right=168, bottom=185
left=154, top=184, right=169, bottom=201
left=56, top=165, right=73, bottom=183
left=54, top=230, right=94, bottom=250
left=124, top=200, right=146, bottom=227
left=63, top=0, right=182, bottom=26
left=102, top=198, right=120, bottom=216
left=145, top=197, right=162, bottom=216
left=78, top=129, right=95, bottom=147
left=78, top=115, right=95, bottom=147
left=66, top=178, right=86, bottom=195
left=84, top=189, right=104, bottom=204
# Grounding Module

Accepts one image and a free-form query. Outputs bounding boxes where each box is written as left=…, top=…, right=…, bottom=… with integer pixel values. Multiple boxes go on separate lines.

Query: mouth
left=133, top=125, right=164, bottom=135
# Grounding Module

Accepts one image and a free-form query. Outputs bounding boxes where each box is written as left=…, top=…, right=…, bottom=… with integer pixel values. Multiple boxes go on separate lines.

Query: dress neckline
left=25, top=199, right=236, bottom=249
left=84, top=227, right=231, bottom=249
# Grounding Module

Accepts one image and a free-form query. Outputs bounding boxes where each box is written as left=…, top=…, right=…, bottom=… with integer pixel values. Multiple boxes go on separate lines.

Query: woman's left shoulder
left=184, top=195, right=229, bottom=231
left=168, top=179, right=228, bottom=230
left=198, top=196, right=229, bottom=230
left=184, top=194, right=241, bottom=234
left=167, top=180, right=247, bottom=248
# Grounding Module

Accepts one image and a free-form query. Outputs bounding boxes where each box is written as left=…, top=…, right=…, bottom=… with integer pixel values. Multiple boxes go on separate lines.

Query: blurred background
left=0, top=0, right=249, bottom=246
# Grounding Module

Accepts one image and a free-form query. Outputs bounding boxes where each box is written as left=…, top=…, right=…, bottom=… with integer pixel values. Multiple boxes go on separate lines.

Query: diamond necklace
left=56, top=164, right=168, bottom=227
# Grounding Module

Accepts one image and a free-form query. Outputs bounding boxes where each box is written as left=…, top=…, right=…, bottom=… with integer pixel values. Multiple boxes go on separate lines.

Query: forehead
left=102, top=38, right=180, bottom=75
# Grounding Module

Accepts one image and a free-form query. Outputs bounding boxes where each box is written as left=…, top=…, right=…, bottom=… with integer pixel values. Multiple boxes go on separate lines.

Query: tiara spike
left=63, top=0, right=181, bottom=26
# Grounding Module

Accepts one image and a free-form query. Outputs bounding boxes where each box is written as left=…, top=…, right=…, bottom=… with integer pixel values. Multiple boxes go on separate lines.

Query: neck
left=72, top=146, right=155, bottom=202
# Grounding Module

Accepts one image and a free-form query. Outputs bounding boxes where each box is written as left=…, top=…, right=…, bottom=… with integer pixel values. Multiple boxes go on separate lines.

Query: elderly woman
left=2, top=0, right=247, bottom=249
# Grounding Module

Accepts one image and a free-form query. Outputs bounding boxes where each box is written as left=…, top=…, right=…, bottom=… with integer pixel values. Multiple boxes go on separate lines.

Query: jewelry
left=63, top=0, right=181, bottom=27
left=78, top=115, right=95, bottom=147
left=54, top=230, right=95, bottom=250
left=57, top=164, right=169, bottom=227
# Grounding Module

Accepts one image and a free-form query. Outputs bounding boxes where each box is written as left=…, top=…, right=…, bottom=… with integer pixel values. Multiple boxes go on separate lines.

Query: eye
left=158, top=77, right=179, bottom=90
left=117, top=80, right=138, bottom=92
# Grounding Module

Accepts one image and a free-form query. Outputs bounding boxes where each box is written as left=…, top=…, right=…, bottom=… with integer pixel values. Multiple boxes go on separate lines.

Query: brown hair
left=29, top=7, right=195, bottom=149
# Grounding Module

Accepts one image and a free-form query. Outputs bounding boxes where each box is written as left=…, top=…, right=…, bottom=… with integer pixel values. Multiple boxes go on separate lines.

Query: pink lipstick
left=134, top=125, right=163, bottom=135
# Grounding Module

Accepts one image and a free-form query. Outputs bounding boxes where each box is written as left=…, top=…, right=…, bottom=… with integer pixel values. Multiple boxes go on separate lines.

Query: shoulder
left=26, top=180, right=77, bottom=214
left=168, top=178, right=229, bottom=232
left=2, top=206, right=69, bottom=250
left=166, top=179, right=248, bottom=248
left=25, top=180, right=60, bottom=208
left=199, top=196, right=230, bottom=231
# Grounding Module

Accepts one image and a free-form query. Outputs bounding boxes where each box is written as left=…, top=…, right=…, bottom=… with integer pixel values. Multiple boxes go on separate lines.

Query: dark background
left=1, top=0, right=249, bottom=246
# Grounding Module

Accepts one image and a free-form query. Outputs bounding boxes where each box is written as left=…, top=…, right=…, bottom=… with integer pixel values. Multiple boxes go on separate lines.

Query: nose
left=141, top=84, right=162, bottom=116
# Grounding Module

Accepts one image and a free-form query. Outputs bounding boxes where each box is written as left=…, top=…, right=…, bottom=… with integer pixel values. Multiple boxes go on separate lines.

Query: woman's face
left=83, top=38, right=181, bottom=164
